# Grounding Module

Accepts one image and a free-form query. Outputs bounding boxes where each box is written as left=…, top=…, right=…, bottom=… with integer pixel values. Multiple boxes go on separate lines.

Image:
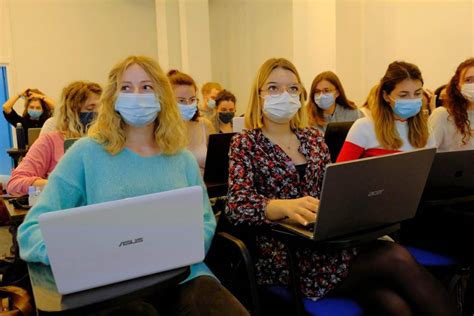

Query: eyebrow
left=398, top=88, right=423, bottom=93
left=121, top=80, right=153, bottom=84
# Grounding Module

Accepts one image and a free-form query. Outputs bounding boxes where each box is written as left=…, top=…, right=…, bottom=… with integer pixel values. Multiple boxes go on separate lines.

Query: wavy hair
left=88, top=55, right=187, bottom=155
left=445, top=57, right=474, bottom=145
left=373, top=61, right=429, bottom=150
left=245, top=58, right=307, bottom=130
left=167, top=69, right=200, bottom=121
left=55, top=81, right=102, bottom=138
left=22, top=89, right=51, bottom=121
left=307, top=71, right=356, bottom=127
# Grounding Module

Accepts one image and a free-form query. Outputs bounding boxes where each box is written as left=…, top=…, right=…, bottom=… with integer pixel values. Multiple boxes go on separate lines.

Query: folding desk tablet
left=203, top=132, right=236, bottom=198
left=323, top=121, right=354, bottom=163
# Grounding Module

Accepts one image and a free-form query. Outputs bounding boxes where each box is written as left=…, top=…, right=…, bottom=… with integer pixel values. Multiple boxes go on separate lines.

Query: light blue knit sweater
left=17, top=137, right=217, bottom=281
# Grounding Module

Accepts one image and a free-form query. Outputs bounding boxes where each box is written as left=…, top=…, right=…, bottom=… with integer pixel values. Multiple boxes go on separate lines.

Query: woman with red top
left=337, top=61, right=435, bottom=162
left=225, top=57, right=455, bottom=315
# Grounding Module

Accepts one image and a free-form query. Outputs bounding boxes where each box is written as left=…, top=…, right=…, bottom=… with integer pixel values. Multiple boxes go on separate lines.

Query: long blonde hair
left=56, top=81, right=102, bottom=139
left=373, top=61, right=429, bottom=150
left=245, top=58, right=307, bottom=130
left=88, top=55, right=187, bottom=155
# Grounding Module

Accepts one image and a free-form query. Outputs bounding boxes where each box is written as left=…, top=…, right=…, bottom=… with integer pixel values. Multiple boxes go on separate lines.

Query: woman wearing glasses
left=168, top=70, right=215, bottom=173
left=225, top=57, right=455, bottom=315
left=307, top=71, right=362, bottom=132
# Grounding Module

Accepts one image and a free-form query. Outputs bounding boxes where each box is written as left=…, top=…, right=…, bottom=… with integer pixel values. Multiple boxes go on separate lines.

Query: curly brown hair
left=445, top=57, right=474, bottom=145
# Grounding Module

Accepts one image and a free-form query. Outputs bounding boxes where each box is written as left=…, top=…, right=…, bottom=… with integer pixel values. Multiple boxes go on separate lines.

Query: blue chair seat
left=405, top=246, right=458, bottom=266
left=266, top=285, right=363, bottom=316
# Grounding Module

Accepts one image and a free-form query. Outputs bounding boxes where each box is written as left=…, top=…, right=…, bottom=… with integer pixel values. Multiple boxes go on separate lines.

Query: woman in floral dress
left=225, top=57, right=455, bottom=315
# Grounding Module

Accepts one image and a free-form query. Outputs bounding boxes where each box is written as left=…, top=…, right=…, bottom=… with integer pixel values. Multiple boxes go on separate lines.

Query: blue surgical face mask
left=28, top=109, right=42, bottom=120
left=218, top=111, right=235, bottom=124
left=115, top=93, right=161, bottom=127
left=178, top=102, right=198, bottom=121
left=313, top=92, right=335, bottom=110
left=391, top=97, right=422, bottom=119
left=79, top=111, right=97, bottom=131
left=207, top=99, right=216, bottom=109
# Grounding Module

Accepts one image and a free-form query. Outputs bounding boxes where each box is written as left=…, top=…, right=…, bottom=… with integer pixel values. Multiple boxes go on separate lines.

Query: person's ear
left=382, top=91, right=391, bottom=104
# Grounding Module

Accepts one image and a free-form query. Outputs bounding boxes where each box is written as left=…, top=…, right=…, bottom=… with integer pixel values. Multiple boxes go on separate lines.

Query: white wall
left=209, top=0, right=474, bottom=109
left=7, top=0, right=157, bottom=105
left=2, top=0, right=474, bottom=115
left=209, top=0, right=293, bottom=114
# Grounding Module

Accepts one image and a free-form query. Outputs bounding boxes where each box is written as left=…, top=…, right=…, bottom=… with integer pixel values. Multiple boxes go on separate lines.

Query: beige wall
left=2, top=0, right=474, bottom=114
left=209, top=0, right=293, bottom=114
left=209, top=0, right=474, bottom=110
left=6, top=0, right=157, bottom=107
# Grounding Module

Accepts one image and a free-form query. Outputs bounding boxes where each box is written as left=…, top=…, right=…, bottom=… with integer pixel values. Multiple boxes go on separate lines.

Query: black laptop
left=422, top=150, right=474, bottom=201
left=324, top=121, right=354, bottom=163
left=203, top=133, right=236, bottom=198
left=278, top=148, right=437, bottom=242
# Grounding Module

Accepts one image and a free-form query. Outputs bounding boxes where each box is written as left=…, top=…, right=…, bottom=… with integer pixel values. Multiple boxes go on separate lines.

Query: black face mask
left=218, top=111, right=235, bottom=124
left=79, top=112, right=97, bottom=131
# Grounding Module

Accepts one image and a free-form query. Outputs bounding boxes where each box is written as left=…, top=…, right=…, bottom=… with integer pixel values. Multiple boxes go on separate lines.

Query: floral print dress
left=225, top=128, right=357, bottom=300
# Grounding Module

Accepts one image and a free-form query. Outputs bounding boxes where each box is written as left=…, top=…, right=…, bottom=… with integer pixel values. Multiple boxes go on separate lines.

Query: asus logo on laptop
left=119, top=238, right=143, bottom=247
left=368, top=189, right=384, bottom=197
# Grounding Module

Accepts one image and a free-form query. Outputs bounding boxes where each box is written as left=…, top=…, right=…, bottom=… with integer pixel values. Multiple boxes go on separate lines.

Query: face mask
left=28, top=109, right=42, bottom=120
left=219, top=111, right=235, bottom=124
left=391, top=98, right=422, bottom=119
left=313, top=92, right=335, bottom=110
left=263, top=92, right=301, bottom=124
left=178, top=102, right=198, bottom=121
left=207, top=99, right=216, bottom=109
left=79, top=112, right=97, bottom=131
left=461, top=83, right=474, bottom=102
left=115, top=93, right=161, bottom=127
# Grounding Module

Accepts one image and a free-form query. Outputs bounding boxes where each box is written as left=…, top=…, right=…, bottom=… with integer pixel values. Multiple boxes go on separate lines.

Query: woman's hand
left=27, top=91, right=44, bottom=100
left=266, top=196, right=319, bottom=226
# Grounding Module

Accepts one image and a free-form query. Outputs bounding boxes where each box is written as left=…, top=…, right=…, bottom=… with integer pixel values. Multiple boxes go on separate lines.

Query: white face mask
left=262, top=92, right=301, bottom=124
left=115, top=93, right=161, bottom=127
left=461, top=83, right=474, bottom=102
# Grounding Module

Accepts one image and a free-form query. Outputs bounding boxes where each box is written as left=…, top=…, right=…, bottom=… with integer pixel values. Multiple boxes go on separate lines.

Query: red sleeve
left=336, top=141, right=365, bottom=162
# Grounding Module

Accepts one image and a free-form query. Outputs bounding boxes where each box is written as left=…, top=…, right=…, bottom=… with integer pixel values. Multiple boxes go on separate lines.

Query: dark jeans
left=88, top=276, right=249, bottom=316
left=158, top=276, right=249, bottom=316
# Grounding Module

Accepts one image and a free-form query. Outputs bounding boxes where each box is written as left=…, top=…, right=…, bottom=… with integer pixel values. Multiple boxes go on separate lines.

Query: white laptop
left=232, top=116, right=245, bottom=133
left=279, top=148, right=436, bottom=241
left=38, top=186, right=204, bottom=294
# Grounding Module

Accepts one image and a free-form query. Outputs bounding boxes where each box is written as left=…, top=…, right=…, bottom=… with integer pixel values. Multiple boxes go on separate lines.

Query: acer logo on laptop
left=368, top=189, right=384, bottom=197
left=119, top=238, right=143, bottom=247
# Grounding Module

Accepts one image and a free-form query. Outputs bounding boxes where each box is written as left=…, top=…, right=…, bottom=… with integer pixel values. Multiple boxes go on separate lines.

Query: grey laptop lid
left=27, top=128, right=41, bottom=147
left=280, top=147, right=436, bottom=241
left=39, top=186, right=204, bottom=294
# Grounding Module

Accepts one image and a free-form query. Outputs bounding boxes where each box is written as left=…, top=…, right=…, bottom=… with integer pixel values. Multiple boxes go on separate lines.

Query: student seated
left=213, top=89, right=237, bottom=133
left=17, top=55, right=248, bottom=316
left=225, top=57, right=455, bottom=315
left=2, top=88, right=54, bottom=138
left=307, top=71, right=362, bottom=133
left=337, top=61, right=435, bottom=162
left=429, top=57, right=474, bottom=151
left=7, top=81, right=101, bottom=194
left=167, top=70, right=215, bottom=173
left=199, top=82, right=222, bottom=120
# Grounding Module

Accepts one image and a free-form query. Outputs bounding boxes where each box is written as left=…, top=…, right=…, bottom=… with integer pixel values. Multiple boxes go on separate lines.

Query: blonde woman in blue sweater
left=17, top=56, right=248, bottom=316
